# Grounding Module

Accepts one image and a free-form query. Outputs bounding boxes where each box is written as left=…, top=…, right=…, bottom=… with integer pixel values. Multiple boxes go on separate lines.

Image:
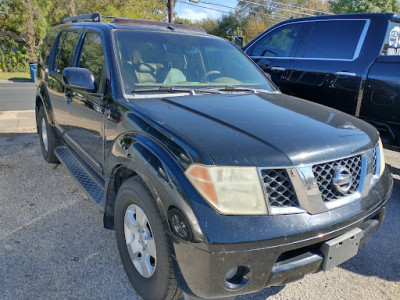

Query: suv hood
left=130, top=92, right=378, bottom=166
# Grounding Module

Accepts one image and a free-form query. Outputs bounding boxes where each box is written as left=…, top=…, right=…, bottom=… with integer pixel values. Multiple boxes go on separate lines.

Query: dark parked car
left=35, top=13, right=392, bottom=300
left=244, top=13, right=400, bottom=147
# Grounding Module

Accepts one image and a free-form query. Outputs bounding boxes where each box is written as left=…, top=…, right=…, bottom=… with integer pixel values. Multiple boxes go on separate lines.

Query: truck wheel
left=37, top=106, right=58, bottom=163
left=115, top=177, right=182, bottom=300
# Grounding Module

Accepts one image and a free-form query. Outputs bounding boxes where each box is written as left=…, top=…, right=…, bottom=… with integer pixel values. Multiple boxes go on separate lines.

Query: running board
left=55, top=146, right=105, bottom=210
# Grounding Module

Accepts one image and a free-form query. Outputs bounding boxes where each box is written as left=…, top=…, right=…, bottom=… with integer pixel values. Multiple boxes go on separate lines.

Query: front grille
left=259, top=169, right=299, bottom=208
left=312, top=155, right=362, bottom=202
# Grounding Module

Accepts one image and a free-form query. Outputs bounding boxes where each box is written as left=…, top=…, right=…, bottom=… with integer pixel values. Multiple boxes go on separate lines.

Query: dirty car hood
left=129, top=92, right=378, bottom=166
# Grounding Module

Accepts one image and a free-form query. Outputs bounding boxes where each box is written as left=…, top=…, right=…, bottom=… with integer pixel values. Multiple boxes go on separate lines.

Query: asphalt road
left=0, top=82, right=36, bottom=111
left=0, top=133, right=399, bottom=300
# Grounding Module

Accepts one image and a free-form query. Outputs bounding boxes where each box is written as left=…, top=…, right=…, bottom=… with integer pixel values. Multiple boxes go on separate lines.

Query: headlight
left=378, top=138, right=385, bottom=176
left=185, top=164, right=267, bottom=215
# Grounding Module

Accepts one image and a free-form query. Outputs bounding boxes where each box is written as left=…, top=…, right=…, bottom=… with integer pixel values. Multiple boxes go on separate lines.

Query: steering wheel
left=200, top=70, right=221, bottom=82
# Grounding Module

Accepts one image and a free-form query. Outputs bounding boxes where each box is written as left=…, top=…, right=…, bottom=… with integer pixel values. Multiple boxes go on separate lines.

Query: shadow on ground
left=338, top=174, right=400, bottom=283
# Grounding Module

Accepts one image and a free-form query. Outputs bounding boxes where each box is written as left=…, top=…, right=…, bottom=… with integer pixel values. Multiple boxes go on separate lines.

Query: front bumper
left=171, top=168, right=392, bottom=299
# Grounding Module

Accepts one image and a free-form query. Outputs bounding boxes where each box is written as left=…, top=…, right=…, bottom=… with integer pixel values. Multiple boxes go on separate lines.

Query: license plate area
left=321, top=227, right=362, bottom=271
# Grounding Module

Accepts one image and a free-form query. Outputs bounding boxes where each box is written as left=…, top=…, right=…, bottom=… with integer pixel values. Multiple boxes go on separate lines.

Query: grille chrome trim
left=312, top=155, right=363, bottom=202
left=257, top=148, right=376, bottom=215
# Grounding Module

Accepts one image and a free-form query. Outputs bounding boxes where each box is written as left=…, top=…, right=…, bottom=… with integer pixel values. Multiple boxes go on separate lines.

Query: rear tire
left=115, top=177, right=182, bottom=300
left=37, top=105, right=58, bottom=163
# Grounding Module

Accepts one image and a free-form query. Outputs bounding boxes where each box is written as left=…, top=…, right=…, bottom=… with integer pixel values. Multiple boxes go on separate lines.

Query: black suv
left=35, top=13, right=392, bottom=300
left=244, top=13, right=400, bottom=147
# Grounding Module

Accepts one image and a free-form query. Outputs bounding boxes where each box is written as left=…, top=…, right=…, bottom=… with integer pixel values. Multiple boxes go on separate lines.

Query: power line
left=239, top=0, right=314, bottom=16
left=238, top=0, right=331, bottom=16
left=201, top=1, right=287, bottom=21
left=176, top=0, right=232, bottom=16
left=176, top=0, right=287, bottom=23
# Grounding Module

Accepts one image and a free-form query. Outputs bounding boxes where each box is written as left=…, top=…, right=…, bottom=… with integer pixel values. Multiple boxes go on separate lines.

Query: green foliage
left=0, top=0, right=169, bottom=70
left=0, top=50, right=28, bottom=72
left=329, top=0, right=400, bottom=14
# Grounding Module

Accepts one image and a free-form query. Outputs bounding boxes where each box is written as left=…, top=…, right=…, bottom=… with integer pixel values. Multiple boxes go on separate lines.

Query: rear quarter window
left=303, top=20, right=366, bottom=60
left=39, top=30, right=58, bottom=69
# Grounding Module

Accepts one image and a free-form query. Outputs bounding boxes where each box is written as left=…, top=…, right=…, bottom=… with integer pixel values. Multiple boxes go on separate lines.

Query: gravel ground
left=0, top=133, right=399, bottom=300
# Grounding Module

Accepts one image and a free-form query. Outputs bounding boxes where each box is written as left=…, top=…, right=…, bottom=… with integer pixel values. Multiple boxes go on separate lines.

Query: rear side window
left=54, top=31, right=80, bottom=75
left=303, top=20, right=365, bottom=60
left=250, top=23, right=306, bottom=57
left=381, top=22, right=400, bottom=56
left=79, top=32, right=105, bottom=88
left=39, top=30, right=58, bottom=69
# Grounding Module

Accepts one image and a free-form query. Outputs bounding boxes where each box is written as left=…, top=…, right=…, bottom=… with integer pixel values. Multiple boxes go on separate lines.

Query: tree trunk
left=67, top=0, right=76, bottom=17
left=26, top=0, right=36, bottom=63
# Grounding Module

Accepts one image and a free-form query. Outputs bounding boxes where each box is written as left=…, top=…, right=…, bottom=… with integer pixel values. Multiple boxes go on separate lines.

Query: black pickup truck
left=35, top=14, right=392, bottom=300
left=244, top=13, right=400, bottom=146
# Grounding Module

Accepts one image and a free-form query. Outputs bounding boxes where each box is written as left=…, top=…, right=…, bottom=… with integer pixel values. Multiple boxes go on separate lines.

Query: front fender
left=103, top=132, right=207, bottom=243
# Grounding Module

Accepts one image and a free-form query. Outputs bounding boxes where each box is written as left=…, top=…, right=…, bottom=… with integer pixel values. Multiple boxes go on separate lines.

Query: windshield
left=113, top=30, right=275, bottom=94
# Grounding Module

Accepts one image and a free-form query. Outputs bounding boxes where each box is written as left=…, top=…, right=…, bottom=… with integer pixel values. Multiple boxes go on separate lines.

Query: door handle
left=271, top=67, right=286, bottom=71
left=335, top=71, right=356, bottom=77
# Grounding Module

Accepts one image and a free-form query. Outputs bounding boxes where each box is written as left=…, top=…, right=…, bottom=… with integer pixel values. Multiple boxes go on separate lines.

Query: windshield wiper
left=200, top=86, right=257, bottom=93
left=132, top=87, right=194, bottom=94
left=132, top=86, right=222, bottom=95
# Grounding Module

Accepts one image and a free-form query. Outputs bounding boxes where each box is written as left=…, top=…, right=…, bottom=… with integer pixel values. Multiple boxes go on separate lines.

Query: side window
left=39, top=30, right=58, bottom=69
left=303, top=20, right=365, bottom=60
left=250, top=23, right=306, bottom=57
left=55, top=31, right=79, bottom=75
left=79, top=32, right=105, bottom=88
left=381, top=22, right=400, bottom=56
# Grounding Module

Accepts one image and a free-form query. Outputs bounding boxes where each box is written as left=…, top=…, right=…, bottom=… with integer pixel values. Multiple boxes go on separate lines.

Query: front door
left=245, top=21, right=308, bottom=94
left=285, top=19, right=368, bottom=115
left=63, top=31, right=107, bottom=172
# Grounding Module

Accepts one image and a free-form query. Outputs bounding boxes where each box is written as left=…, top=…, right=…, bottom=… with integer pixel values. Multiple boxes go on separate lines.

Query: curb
left=0, top=110, right=36, bottom=133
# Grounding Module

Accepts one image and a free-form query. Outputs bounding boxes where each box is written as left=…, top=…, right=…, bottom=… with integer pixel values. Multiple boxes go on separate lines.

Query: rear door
left=245, top=22, right=308, bottom=94
left=360, top=20, right=400, bottom=136
left=285, top=19, right=369, bottom=115
left=47, top=31, right=81, bottom=129
left=63, top=30, right=107, bottom=172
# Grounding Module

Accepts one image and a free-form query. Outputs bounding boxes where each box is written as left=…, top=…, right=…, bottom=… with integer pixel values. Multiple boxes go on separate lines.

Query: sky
left=174, top=0, right=239, bottom=21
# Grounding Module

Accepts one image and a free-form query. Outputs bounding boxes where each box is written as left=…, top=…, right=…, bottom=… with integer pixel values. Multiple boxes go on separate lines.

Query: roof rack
left=111, top=18, right=206, bottom=33
left=60, top=13, right=102, bottom=24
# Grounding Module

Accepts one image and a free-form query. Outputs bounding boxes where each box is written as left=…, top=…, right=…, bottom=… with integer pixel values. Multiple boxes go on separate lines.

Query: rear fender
left=36, top=82, right=55, bottom=125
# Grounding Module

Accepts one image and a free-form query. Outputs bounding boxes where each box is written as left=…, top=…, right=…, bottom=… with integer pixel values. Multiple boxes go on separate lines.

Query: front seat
left=163, top=53, right=187, bottom=84
left=132, top=50, right=163, bottom=84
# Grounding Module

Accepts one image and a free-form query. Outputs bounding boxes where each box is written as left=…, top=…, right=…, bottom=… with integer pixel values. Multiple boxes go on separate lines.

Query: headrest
left=136, top=63, right=163, bottom=73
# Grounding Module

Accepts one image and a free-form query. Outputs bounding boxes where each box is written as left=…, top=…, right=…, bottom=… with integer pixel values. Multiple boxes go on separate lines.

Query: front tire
left=115, top=177, right=181, bottom=300
left=37, top=105, right=58, bottom=163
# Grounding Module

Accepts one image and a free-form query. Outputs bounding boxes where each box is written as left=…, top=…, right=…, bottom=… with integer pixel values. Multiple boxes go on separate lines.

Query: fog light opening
left=224, top=266, right=251, bottom=290
left=168, top=208, right=193, bottom=241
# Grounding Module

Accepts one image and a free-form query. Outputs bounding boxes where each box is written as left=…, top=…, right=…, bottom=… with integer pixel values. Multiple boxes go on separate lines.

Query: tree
left=67, top=0, right=75, bottom=16
left=244, top=18, right=270, bottom=42
left=329, top=0, right=400, bottom=14
left=26, top=0, right=35, bottom=62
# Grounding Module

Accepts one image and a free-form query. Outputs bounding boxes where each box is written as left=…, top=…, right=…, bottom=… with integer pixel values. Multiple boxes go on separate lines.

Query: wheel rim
left=41, top=117, right=48, bottom=152
left=124, top=204, right=156, bottom=278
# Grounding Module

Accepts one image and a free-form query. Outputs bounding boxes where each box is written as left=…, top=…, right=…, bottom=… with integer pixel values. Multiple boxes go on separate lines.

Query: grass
left=0, top=71, right=31, bottom=81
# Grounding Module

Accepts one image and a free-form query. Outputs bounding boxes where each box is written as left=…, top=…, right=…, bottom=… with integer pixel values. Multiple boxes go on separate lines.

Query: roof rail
left=60, top=13, right=102, bottom=25
left=111, top=18, right=206, bottom=33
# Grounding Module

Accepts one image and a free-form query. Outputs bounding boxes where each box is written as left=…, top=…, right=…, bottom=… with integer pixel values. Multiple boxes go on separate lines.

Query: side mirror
left=232, top=36, right=244, bottom=48
left=63, top=67, right=96, bottom=93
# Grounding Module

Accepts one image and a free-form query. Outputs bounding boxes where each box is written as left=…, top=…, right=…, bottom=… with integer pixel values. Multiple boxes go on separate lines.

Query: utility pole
left=168, top=0, right=173, bottom=23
